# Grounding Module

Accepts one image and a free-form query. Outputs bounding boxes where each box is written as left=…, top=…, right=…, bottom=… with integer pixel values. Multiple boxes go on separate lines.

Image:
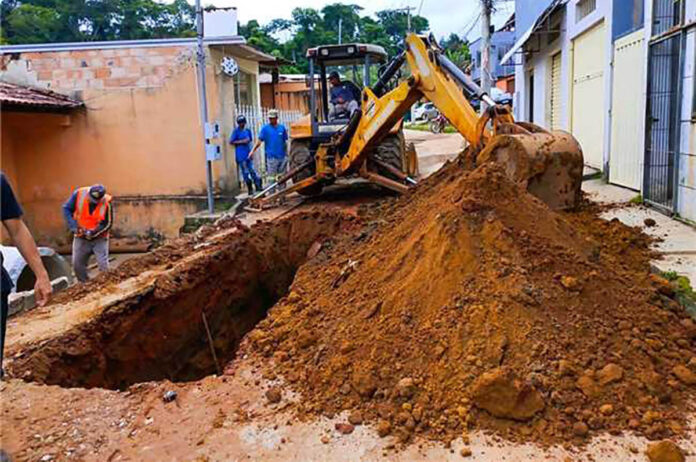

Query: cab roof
left=306, top=43, right=388, bottom=65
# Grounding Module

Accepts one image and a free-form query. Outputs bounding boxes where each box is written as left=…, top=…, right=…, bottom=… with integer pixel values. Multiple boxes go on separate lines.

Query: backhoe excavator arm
left=339, top=33, right=498, bottom=175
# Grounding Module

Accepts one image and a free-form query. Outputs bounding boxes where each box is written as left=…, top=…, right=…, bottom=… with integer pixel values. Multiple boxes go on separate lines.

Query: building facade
left=469, top=29, right=516, bottom=93
left=0, top=36, right=276, bottom=248
left=505, top=0, right=695, bottom=223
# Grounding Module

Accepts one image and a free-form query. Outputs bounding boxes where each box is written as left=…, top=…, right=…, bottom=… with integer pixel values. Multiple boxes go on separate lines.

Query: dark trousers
left=239, top=158, right=262, bottom=189
left=1, top=291, right=8, bottom=376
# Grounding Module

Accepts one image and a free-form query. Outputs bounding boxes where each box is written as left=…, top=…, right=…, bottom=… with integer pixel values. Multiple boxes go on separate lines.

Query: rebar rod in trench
left=201, top=311, right=222, bottom=376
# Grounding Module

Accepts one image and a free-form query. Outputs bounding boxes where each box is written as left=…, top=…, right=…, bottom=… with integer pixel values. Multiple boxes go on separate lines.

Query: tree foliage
left=440, top=32, right=471, bottom=69
left=1, top=0, right=195, bottom=44
left=239, top=4, right=437, bottom=73
left=0, top=0, right=471, bottom=75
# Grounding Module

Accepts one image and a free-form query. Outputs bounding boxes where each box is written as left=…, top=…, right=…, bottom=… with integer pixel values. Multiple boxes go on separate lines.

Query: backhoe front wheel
left=289, top=140, right=323, bottom=196
left=368, top=132, right=406, bottom=181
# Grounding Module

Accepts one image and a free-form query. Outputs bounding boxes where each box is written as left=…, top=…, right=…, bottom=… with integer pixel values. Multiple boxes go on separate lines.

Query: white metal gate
left=550, top=52, right=563, bottom=130
left=571, top=20, right=607, bottom=169
left=609, top=29, right=645, bottom=190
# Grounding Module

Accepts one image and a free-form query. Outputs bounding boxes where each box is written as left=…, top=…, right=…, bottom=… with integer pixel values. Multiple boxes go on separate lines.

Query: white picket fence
left=234, top=105, right=303, bottom=182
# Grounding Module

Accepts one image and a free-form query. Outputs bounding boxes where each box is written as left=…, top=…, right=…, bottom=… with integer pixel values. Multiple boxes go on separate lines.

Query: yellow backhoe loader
left=249, top=33, right=583, bottom=211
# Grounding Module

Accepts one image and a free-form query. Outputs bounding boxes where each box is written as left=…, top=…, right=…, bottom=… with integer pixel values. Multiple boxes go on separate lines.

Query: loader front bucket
left=476, top=123, right=584, bottom=210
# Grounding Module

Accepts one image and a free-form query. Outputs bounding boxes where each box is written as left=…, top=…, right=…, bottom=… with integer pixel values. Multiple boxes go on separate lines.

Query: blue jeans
left=266, top=157, right=287, bottom=191
left=238, top=158, right=261, bottom=187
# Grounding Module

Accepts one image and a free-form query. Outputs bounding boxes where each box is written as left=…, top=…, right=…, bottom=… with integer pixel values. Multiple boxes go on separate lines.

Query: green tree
left=1, top=0, right=195, bottom=44
left=440, top=33, right=471, bottom=69
left=5, top=3, right=63, bottom=43
left=374, top=9, right=428, bottom=55
left=321, top=3, right=362, bottom=44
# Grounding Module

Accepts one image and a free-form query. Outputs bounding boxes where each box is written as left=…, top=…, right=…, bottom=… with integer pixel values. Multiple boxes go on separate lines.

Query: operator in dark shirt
left=1, top=173, right=52, bottom=378
left=328, top=71, right=361, bottom=120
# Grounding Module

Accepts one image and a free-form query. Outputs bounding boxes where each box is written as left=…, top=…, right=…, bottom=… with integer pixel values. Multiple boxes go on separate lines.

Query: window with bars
left=576, top=0, right=596, bottom=23
left=651, top=0, right=684, bottom=36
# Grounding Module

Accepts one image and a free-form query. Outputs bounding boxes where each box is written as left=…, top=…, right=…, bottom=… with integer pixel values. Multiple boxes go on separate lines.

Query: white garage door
left=571, top=21, right=606, bottom=169
left=550, top=52, right=563, bottom=130
left=609, top=29, right=645, bottom=190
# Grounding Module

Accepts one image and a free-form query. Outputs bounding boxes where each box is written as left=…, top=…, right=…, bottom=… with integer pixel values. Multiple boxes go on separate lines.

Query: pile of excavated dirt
left=240, top=160, right=696, bottom=447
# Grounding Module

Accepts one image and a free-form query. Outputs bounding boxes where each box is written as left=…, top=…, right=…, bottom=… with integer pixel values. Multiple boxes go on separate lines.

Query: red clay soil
left=240, top=160, right=696, bottom=447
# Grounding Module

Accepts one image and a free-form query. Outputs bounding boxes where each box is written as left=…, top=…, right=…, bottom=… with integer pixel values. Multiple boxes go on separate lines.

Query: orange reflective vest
left=74, top=186, right=112, bottom=232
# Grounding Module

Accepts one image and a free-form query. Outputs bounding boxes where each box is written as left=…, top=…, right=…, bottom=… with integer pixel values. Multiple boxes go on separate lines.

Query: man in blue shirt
left=249, top=109, right=289, bottom=190
left=229, top=115, right=262, bottom=194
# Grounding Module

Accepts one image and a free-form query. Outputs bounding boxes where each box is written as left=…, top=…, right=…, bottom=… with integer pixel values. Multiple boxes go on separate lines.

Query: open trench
left=8, top=211, right=354, bottom=390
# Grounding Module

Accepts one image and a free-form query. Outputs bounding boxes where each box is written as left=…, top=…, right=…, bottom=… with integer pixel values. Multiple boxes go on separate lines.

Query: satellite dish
left=221, top=56, right=239, bottom=77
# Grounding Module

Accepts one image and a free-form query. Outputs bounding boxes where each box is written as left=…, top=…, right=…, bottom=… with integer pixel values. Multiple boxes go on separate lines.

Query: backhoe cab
left=262, top=42, right=418, bottom=200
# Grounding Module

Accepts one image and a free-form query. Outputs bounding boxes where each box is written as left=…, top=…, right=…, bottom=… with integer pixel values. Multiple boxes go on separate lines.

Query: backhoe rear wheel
left=368, top=132, right=406, bottom=181
left=289, top=139, right=323, bottom=196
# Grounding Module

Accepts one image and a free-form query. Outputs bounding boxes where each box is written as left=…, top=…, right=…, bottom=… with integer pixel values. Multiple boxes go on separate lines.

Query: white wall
left=677, top=25, right=696, bottom=222
left=514, top=0, right=611, bottom=151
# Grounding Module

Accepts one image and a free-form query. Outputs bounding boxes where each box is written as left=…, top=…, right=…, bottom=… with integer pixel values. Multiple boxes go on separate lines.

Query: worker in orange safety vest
left=62, top=184, right=113, bottom=282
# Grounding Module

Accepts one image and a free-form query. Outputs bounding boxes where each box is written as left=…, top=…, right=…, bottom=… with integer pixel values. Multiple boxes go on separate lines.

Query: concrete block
left=52, top=69, right=68, bottom=80
left=56, top=79, right=76, bottom=89
left=37, top=70, right=53, bottom=81
left=8, top=276, right=70, bottom=317
left=147, top=75, right=163, bottom=86
left=60, top=58, right=77, bottom=69
left=110, top=67, right=127, bottom=78
left=101, top=49, right=116, bottom=57
left=95, top=68, right=110, bottom=79
left=135, top=76, right=149, bottom=87
left=91, top=58, right=103, bottom=67
left=73, top=80, right=88, bottom=90
left=149, top=56, right=167, bottom=66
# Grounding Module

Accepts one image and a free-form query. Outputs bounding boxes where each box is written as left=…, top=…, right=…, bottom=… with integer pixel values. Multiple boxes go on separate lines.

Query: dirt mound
left=240, top=161, right=696, bottom=446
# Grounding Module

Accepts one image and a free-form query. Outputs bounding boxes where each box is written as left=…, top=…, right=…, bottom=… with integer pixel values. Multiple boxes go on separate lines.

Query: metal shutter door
left=550, top=52, right=562, bottom=130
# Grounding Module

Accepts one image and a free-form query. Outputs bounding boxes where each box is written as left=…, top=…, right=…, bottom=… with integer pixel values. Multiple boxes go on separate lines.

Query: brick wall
left=16, top=46, right=195, bottom=93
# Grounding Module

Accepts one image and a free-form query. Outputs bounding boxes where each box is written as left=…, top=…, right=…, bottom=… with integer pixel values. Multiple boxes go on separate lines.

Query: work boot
left=245, top=180, right=254, bottom=194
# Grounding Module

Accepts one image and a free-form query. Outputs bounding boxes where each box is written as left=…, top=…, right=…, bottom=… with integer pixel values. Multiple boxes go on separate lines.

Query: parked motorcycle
left=428, top=113, right=448, bottom=133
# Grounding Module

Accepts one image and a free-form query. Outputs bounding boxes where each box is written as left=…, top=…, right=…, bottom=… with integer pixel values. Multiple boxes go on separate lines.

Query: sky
left=217, top=0, right=515, bottom=42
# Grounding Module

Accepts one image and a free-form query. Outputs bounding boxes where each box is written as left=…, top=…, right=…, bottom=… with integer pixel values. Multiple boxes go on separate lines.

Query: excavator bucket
left=476, top=123, right=584, bottom=210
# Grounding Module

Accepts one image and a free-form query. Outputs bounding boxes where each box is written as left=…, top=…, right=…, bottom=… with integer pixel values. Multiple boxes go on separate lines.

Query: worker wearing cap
left=249, top=109, right=289, bottom=190
left=230, top=115, right=262, bottom=194
left=328, top=71, right=361, bottom=120
left=62, top=184, right=113, bottom=282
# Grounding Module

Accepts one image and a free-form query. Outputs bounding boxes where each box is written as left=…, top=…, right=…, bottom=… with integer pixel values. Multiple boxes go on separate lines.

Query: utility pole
left=338, top=18, right=342, bottom=44
left=480, top=0, right=493, bottom=113
left=395, top=7, right=416, bottom=33
left=195, top=0, right=215, bottom=214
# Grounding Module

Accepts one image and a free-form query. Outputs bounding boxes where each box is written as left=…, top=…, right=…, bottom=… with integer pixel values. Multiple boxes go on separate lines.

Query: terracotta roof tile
left=0, top=81, right=83, bottom=110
